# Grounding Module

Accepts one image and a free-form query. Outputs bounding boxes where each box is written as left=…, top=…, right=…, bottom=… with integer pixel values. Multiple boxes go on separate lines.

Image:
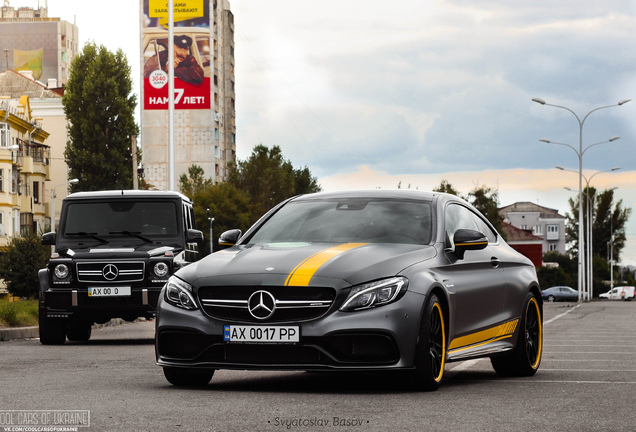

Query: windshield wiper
left=65, top=232, right=109, bottom=244
left=109, top=231, right=152, bottom=243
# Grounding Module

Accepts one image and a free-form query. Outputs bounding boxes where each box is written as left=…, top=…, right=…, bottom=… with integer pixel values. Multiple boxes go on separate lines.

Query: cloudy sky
left=31, top=0, right=636, bottom=265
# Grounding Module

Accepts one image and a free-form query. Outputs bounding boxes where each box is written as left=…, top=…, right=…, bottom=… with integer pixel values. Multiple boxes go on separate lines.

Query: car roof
left=64, top=190, right=192, bottom=204
left=290, top=189, right=453, bottom=202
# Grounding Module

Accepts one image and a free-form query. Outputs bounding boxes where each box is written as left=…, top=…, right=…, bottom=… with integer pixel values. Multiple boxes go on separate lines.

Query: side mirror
left=218, top=229, right=242, bottom=249
left=186, top=229, right=204, bottom=244
left=453, top=229, right=488, bottom=259
left=42, top=231, right=56, bottom=245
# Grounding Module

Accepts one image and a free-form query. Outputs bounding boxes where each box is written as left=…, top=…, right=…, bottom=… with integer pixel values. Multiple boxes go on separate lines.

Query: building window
left=0, top=168, right=3, bottom=192
left=0, top=123, right=9, bottom=147
left=215, top=128, right=219, bottom=140
left=547, top=225, right=558, bottom=233
left=20, top=212, right=33, bottom=236
left=549, top=243, right=557, bottom=252
left=534, top=224, right=543, bottom=235
left=33, top=181, right=39, bottom=203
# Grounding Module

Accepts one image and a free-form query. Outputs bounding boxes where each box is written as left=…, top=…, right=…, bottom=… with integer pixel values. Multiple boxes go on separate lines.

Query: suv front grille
left=76, top=261, right=145, bottom=283
left=198, top=286, right=336, bottom=323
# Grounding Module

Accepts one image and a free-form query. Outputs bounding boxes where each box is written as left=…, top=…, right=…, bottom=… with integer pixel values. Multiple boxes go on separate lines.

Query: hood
left=58, top=243, right=182, bottom=259
left=179, top=242, right=437, bottom=288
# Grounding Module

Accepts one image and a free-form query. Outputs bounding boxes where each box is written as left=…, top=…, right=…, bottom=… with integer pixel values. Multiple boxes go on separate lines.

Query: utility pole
left=131, top=135, right=138, bottom=189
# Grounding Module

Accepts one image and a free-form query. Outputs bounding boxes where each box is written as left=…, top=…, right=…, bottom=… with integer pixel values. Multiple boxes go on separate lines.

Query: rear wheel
left=163, top=367, right=214, bottom=387
left=38, top=304, right=66, bottom=345
left=409, top=294, right=446, bottom=391
left=491, top=293, right=542, bottom=376
left=547, top=295, right=555, bottom=302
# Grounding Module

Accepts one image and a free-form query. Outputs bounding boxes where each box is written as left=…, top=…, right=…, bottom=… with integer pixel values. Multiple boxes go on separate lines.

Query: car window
left=62, top=201, right=179, bottom=238
left=445, top=203, right=497, bottom=246
left=248, top=198, right=433, bottom=245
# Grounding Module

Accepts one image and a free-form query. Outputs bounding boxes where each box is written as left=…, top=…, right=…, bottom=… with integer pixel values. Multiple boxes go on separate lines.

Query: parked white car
left=599, top=286, right=635, bottom=301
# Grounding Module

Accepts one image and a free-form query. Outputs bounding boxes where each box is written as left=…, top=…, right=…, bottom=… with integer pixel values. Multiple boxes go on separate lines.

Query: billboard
left=14, top=49, right=43, bottom=80
left=142, top=0, right=211, bottom=110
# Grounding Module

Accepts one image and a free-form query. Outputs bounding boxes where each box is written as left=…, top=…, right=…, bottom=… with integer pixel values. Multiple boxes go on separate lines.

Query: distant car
left=599, top=286, right=635, bottom=301
left=541, top=286, right=578, bottom=302
left=155, top=190, right=543, bottom=391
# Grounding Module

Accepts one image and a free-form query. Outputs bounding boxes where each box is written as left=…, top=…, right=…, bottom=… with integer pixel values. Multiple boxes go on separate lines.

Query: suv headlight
left=154, top=262, right=169, bottom=278
left=54, top=264, right=70, bottom=279
left=340, top=277, right=408, bottom=312
left=164, top=276, right=198, bottom=310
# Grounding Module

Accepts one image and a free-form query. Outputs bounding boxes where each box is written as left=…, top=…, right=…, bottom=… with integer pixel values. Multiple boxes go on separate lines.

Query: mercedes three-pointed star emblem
left=247, top=290, right=276, bottom=320
left=102, top=264, right=119, bottom=281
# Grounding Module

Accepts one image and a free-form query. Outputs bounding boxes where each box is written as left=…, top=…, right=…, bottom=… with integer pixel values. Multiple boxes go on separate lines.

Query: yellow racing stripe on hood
left=285, top=243, right=368, bottom=286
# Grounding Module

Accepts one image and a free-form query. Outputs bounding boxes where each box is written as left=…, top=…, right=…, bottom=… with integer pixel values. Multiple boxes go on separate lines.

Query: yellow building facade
left=0, top=94, right=51, bottom=246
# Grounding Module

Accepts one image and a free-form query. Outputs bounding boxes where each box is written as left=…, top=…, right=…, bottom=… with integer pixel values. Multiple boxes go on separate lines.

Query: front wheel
left=38, top=304, right=66, bottom=345
left=66, top=319, right=92, bottom=342
left=491, top=292, right=542, bottom=376
left=163, top=367, right=214, bottom=387
left=408, top=294, right=446, bottom=391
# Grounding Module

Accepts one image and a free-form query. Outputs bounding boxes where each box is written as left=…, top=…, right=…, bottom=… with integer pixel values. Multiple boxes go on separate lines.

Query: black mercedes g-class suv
left=38, top=190, right=204, bottom=344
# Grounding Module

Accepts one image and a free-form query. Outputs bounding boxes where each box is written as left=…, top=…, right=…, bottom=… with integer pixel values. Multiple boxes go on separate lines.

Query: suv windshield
left=61, top=201, right=179, bottom=240
left=248, top=198, right=433, bottom=245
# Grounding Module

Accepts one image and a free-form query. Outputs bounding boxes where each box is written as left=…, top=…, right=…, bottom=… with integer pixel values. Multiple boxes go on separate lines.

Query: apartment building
left=498, top=201, right=567, bottom=255
left=0, top=2, right=79, bottom=87
left=140, top=0, right=236, bottom=190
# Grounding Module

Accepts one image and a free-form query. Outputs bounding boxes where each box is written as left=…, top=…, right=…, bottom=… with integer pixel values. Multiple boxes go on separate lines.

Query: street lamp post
left=50, top=179, right=79, bottom=231
left=533, top=97, right=630, bottom=302
left=558, top=167, right=619, bottom=300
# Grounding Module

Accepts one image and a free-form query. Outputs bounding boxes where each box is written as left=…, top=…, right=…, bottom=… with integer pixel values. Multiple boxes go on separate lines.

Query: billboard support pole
left=168, top=0, right=175, bottom=191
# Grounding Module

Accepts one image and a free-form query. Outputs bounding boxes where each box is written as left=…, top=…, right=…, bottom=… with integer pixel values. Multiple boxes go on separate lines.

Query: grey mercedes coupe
left=155, top=190, right=542, bottom=391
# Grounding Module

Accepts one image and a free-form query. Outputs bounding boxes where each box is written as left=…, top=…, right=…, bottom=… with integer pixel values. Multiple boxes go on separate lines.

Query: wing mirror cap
left=42, top=231, right=56, bottom=245
left=453, top=229, right=488, bottom=253
left=218, top=229, right=242, bottom=249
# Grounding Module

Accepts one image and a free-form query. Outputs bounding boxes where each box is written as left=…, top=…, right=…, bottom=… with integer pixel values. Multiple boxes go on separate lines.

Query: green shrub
left=0, top=300, right=39, bottom=327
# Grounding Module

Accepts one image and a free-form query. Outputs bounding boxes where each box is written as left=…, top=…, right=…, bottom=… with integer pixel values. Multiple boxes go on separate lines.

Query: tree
left=227, top=145, right=322, bottom=218
left=179, top=166, right=254, bottom=255
left=566, top=187, right=631, bottom=261
left=433, top=179, right=460, bottom=196
left=466, top=185, right=504, bottom=235
left=0, top=233, right=50, bottom=298
left=63, top=42, right=139, bottom=192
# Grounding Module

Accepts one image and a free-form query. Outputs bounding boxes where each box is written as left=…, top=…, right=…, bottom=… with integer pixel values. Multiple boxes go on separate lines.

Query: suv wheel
left=66, top=319, right=92, bottom=341
left=38, top=304, right=66, bottom=345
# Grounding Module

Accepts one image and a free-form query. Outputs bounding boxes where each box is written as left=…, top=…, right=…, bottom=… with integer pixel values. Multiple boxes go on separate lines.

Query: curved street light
left=558, top=167, right=620, bottom=300
left=533, top=97, right=630, bottom=302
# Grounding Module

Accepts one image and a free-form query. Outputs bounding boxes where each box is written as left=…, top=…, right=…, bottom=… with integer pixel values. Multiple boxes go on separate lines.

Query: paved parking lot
left=1, top=300, right=635, bottom=431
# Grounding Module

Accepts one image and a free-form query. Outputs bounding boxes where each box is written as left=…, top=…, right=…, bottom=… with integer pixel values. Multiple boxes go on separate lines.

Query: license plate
left=88, top=287, right=131, bottom=297
left=224, top=325, right=300, bottom=343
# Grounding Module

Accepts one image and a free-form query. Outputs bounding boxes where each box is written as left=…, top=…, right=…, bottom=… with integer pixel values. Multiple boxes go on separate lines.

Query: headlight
left=154, top=262, right=169, bottom=278
left=164, top=276, right=198, bottom=310
left=54, top=264, right=69, bottom=279
left=340, top=277, right=408, bottom=312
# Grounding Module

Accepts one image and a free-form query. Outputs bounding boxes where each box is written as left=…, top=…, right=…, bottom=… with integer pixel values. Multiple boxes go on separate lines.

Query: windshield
left=248, top=198, right=433, bottom=246
left=61, top=201, right=179, bottom=240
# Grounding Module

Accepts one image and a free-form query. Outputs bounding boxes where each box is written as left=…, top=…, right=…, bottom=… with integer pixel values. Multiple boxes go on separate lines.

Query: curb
left=0, top=326, right=38, bottom=341
left=0, top=318, right=142, bottom=342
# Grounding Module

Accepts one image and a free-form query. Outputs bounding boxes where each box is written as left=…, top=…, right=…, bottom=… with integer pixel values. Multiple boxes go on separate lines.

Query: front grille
left=198, top=286, right=336, bottom=323
left=76, top=261, right=145, bottom=283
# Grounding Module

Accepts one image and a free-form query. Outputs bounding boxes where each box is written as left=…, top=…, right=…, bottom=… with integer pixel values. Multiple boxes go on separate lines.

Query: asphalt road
left=1, top=301, right=635, bottom=432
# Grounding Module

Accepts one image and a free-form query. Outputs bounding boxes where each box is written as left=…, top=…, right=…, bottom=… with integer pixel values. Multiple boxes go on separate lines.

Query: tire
left=491, top=293, right=542, bottom=377
left=408, top=294, right=446, bottom=391
left=66, top=319, right=92, bottom=342
left=163, top=367, right=214, bottom=387
left=38, top=304, right=66, bottom=345
left=547, top=295, right=555, bottom=302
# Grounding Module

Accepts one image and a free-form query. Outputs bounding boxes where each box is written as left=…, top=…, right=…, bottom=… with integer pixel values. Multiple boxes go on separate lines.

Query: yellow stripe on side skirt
left=285, top=243, right=368, bottom=287
left=448, top=319, right=519, bottom=352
